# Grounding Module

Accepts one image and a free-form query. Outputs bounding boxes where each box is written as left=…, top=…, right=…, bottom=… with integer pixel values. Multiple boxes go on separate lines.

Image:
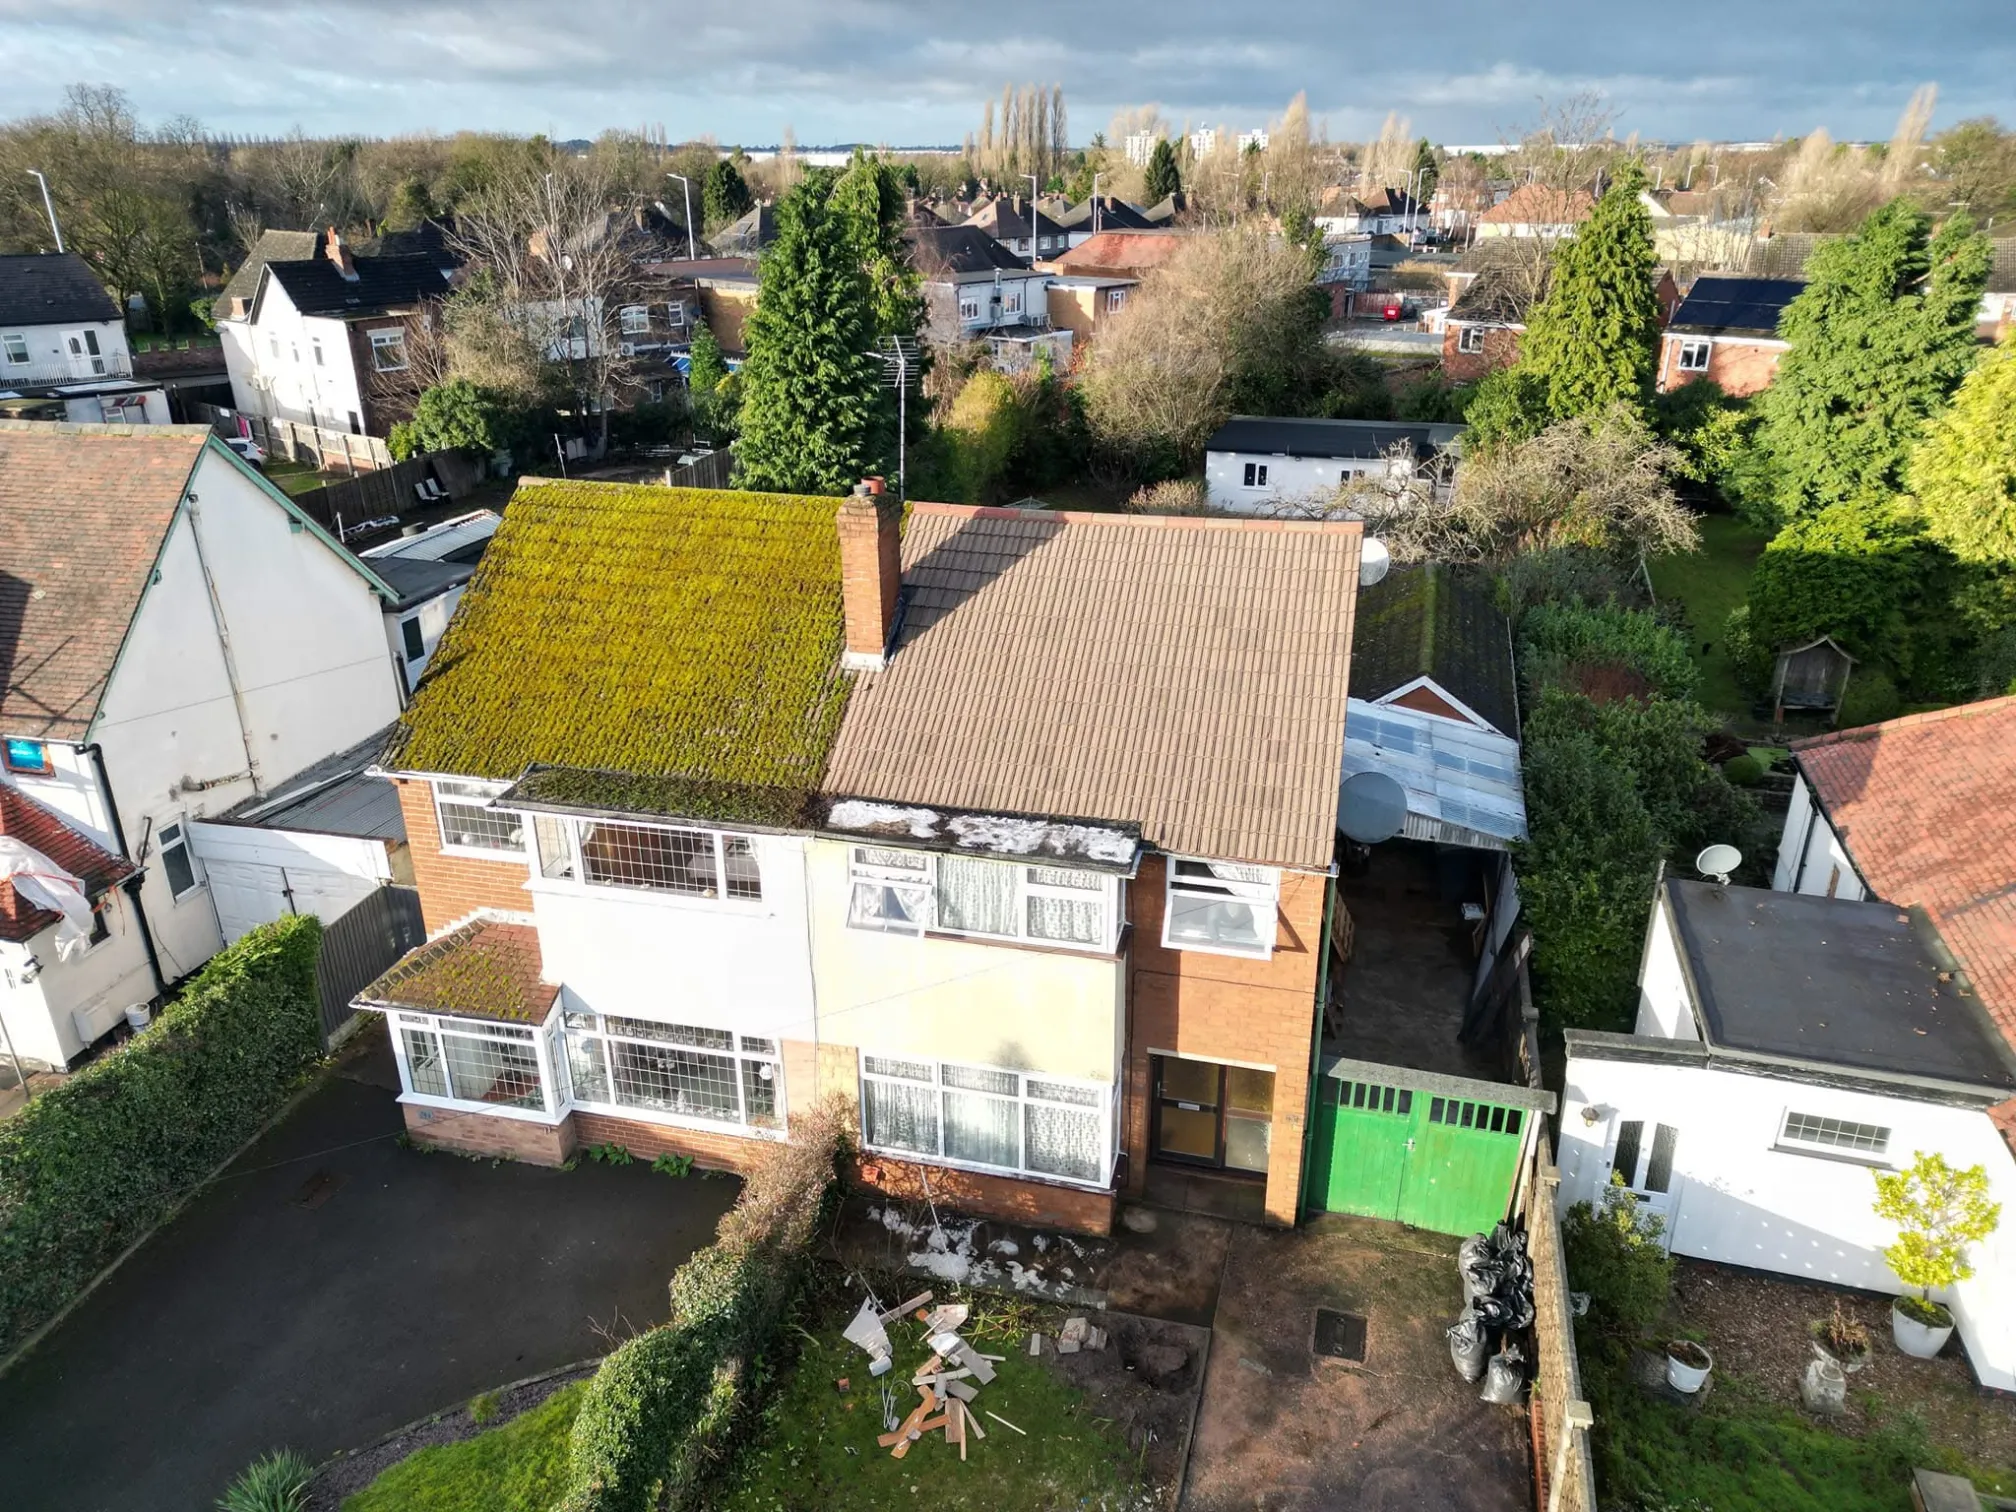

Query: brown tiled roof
left=356, top=915, right=554, bottom=1023
left=1792, top=697, right=2016, bottom=1063
left=0, top=782, right=138, bottom=942
left=1478, top=184, right=1595, bottom=226
left=823, top=505, right=1361, bottom=871
left=1046, top=231, right=1189, bottom=277
left=0, top=423, right=209, bottom=740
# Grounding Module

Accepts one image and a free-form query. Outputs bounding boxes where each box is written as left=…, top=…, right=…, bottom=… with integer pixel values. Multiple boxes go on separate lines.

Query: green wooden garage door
left=1306, top=1075, right=1531, bottom=1236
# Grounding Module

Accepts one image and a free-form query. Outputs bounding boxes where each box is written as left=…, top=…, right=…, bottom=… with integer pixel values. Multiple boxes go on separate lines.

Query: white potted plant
left=1665, top=1338, right=1713, bottom=1394
left=1874, top=1152, right=2002, bottom=1360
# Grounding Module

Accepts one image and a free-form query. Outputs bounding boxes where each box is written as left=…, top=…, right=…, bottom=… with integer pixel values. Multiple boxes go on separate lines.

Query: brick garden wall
left=1525, top=1127, right=1598, bottom=1512
left=395, top=778, right=532, bottom=933
left=403, top=1103, right=577, bottom=1165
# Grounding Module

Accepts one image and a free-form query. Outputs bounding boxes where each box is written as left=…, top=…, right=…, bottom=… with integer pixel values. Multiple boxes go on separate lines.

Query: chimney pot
left=837, top=489, right=901, bottom=672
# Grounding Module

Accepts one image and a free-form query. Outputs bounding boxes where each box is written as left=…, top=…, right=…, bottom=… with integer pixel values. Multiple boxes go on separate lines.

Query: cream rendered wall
left=529, top=833, right=817, bottom=1046
left=1559, top=1051, right=2016, bottom=1390
left=1632, top=899, right=1699, bottom=1040
left=1772, top=774, right=1868, bottom=901
left=804, top=840, right=1124, bottom=1083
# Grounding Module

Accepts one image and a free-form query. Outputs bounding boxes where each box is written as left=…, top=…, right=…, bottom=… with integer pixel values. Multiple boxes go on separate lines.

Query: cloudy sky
left=1, top=0, right=2008, bottom=146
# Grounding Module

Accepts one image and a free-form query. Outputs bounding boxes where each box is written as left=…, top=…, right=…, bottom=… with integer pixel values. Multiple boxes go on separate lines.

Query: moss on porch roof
left=381, top=480, right=851, bottom=804
left=356, top=916, right=553, bottom=1023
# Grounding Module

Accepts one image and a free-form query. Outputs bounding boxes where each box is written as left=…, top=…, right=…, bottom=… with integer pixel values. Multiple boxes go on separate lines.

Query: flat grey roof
left=218, top=727, right=404, bottom=841
left=1665, top=879, right=2016, bottom=1094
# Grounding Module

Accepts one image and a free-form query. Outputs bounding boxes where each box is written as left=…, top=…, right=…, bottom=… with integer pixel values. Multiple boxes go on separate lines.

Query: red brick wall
left=573, top=1112, right=778, bottom=1176
left=404, top=1103, right=577, bottom=1165
left=1126, top=855, right=1327, bottom=1225
left=1442, top=324, right=1522, bottom=382
left=854, top=1151, right=1116, bottom=1235
left=395, top=778, right=531, bottom=933
left=1656, top=335, right=1784, bottom=397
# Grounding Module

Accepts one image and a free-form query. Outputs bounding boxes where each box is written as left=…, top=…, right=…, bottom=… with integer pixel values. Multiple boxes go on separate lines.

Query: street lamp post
left=26, top=169, right=63, bottom=253
left=667, top=173, right=697, bottom=262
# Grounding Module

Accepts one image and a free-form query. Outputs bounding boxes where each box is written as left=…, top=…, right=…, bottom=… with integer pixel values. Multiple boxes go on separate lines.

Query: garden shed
left=1770, top=634, right=1855, bottom=722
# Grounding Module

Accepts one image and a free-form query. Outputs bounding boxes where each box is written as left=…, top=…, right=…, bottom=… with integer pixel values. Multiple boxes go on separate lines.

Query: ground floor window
left=393, top=1012, right=550, bottom=1113
left=860, top=1055, right=1110, bottom=1186
left=561, top=1011, right=782, bottom=1131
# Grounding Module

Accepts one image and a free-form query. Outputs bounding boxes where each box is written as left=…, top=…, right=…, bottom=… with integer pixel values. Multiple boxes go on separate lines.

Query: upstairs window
left=3, top=737, right=51, bottom=774
left=369, top=328, right=409, bottom=371
left=529, top=813, right=762, bottom=903
left=845, top=846, right=1120, bottom=953
left=1106, top=289, right=1128, bottom=313
left=432, top=779, right=524, bottom=854
left=619, top=305, right=650, bottom=335
left=1678, top=338, right=1712, bottom=372
left=1162, top=858, right=1277, bottom=959
left=1003, top=289, right=1023, bottom=314
left=959, top=297, right=982, bottom=322
left=3, top=333, right=27, bottom=365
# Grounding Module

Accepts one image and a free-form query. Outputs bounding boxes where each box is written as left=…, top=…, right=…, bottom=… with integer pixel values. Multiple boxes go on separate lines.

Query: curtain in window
left=935, top=856, right=1018, bottom=935
left=943, top=1089, right=1020, bottom=1168
left=1028, top=893, right=1102, bottom=944
left=1026, top=1103, right=1103, bottom=1182
left=864, top=1076, right=938, bottom=1154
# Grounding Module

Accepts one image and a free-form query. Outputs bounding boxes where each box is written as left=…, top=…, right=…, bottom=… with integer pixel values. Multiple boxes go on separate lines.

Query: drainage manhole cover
left=1313, top=1307, right=1367, bottom=1362
left=291, top=1169, right=347, bottom=1209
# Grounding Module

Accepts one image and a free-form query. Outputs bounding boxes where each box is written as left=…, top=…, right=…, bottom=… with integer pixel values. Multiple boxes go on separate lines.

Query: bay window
left=844, top=846, right=1120, bottom=952
left=861, top=1055, right=1110, bottom=1186
left=561, top=1011, right=782, bottom=1131
left=434, top=779, right=524, bottom=854
left=393, top=1012, right=552, bottom=1115
left=1163, top=857, right=1278, bottom=958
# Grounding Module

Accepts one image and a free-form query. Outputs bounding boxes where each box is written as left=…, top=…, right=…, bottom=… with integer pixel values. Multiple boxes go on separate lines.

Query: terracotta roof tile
left=355, top=916, right=553, bottom=1023
left=1477, top=184, right=1596, bottom=226
left=1792, top=696, right=2016, bottom=1065
left=0, top=782, right=138, bottom=942
left=0, top=423, right=209, bottom=740
left=823, top=505, right=1360, bottom=870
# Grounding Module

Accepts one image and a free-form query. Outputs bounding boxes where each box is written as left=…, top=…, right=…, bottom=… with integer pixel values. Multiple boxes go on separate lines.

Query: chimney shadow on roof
left=896, top=510, right=1072, bottom=651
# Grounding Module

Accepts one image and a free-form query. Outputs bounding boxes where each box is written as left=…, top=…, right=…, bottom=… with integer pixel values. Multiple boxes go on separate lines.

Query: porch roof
left=355, top=915, right=555, bottom=1024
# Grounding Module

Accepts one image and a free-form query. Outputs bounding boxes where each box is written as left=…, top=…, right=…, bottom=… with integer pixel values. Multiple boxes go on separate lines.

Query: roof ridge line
left=1792, top=694, right=2016, bottom=750
left=910, top=501, right=1365, bottom=532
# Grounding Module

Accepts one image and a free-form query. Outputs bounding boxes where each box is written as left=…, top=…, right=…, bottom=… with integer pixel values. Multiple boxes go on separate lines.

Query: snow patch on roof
left=824, top=800, right=1139, bottom=868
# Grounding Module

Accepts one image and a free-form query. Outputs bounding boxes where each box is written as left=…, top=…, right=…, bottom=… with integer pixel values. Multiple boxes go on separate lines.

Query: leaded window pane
left=935, top=855, right=1017, bottom=935
left=942, top=1064, right=1019, bottom=1096
left=440, top=1029, right=543, bottom=1109
left=1026, top=1102, right=1103, bottom=1182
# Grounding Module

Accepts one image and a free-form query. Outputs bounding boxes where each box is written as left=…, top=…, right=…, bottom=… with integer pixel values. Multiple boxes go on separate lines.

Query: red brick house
left=1443, top=259, right=1680, bottom=382
left=1655, top=275, right=1805, bottom=396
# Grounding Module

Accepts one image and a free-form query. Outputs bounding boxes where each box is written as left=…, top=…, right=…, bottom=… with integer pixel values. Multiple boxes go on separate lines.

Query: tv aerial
left=1695, top=844, right=1743, bottom=885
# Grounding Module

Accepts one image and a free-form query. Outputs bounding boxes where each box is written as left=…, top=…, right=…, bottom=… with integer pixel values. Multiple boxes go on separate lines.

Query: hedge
left=1519, top=601, right=1698, bottom=702
left=559, top=1105, right=844, bottom=1512
left=0, top=915, right=323, bottom=1354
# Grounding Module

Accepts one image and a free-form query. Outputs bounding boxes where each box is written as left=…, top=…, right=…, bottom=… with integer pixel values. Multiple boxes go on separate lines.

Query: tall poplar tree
left=1759, top=199, right=1991, bottom=523
left=1518, top=163, right=1662, bottom=425
left=733, top=174, right=884, bottom=495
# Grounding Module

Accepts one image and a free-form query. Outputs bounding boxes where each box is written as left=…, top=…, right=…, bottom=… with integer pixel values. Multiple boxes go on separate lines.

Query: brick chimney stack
left=837, top=479, right=900, bottom=672
left=324, top=225, right=357, bottom=282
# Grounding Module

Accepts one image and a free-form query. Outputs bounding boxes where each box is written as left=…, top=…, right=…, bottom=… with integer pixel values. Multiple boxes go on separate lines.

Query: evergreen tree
left=381, top=177, right=437, bottom=234
left=831, top=149, right=928, bottom=463
left=1759, top=200, right=1992, bottom=524
left=1412, top=138, right=1439, bottom=203
left=1518, top=163, right=1662, bottom=425
left=686, top=321, right=730, bottom=440
left=1144, top=138, right=1182, bottom=203
left=702, top=157, right=753, bottom=228
left=732, top=175, right=884, bottom=495
left=1910, top=331, right=2016, bottom=569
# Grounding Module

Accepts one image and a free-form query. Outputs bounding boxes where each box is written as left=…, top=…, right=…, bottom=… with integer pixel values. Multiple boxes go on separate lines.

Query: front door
left=1608, top=1117, right=1681, bottom=1240
left=62, top=328, right=106, bottom=377
left=1151, top=1056, right=1275, bottom=1175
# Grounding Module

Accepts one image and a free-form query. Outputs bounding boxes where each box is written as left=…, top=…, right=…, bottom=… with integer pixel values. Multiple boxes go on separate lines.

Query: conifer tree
left=1910, top=331, right=2016, bottom=569
left=686, top=320, right=730, bottom=440
left=733, top=174, right=883, bottom=495
left=1759, top=200, right=1991, bottom=523
left=701, top=157, right=753, bottom=228
left=1144, top=138, right=1182, bottom=203
left=1518, top=163, right=1662, bottom=425
left=1412, top=138, right=1439, bottom=202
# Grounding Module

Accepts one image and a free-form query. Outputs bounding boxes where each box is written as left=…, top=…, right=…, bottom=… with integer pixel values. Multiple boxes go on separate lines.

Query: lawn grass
left=261, top=459, right=329, bottom=497
left=341, top=1382, right=582, bottom=1512
left=713, top=1285, right=1145, bottom=1512
left=1648, top=514, right=1772, bottom=722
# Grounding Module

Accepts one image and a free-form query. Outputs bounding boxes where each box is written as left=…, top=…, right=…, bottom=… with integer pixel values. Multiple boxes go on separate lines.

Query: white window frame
left=431, top=778, right=525, bottom=857
left=1677, top=338, right=1712, bottom=372
left=560, top=1010, right=786, bottom=1138
left=959, top=297, right=982, bottom=323
left=1106, top=289, right=1128, bottom=313
left=618, top=304, right=650, bottom=336
left=155, top=815, right=203, bottom=900
left=1457, top=325, right=1486, bottom=355
left=369, top=327, right=409, bottom=372
left=1003, top=289, right=1023, bottom=315
left=527, top=811, right=764, bottom=908
left=389, top=1009, right=564, bottom=1123
left=311, top=337, right=325, bottom=367
left=1241, top=462, right=1269, bottom=489
left=843, top=845, right=1122, bottom=954
left=666, top=299, right=687, bottom=326
left=859, top=1054, right=1113, bottom=1189
left=1161, top=857, right=1279, bottom=960
left=2, top=332, right=27, bottom=365
left=1776, top=1109, right=1892, bottom=1164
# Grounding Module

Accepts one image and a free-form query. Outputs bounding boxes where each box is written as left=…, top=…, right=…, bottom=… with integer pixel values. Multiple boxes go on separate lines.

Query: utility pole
left=667, top=172, right=697, bottom=261
left=1091, top=172, right=1102, bottom=235
left=26, top=169, right=63, bottom=253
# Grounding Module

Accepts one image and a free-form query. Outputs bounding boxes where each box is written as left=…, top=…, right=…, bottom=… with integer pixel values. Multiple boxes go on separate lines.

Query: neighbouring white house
left=219, top=228, right=448, bottom=440
left=1318, top=233, right=1374, bottom=290
left=0, top=253, right=171, bottom=426
left=357, top=511, right=502, bottom=693
left=1314, top=187, right=1424, bottom=239
left=906, top=225, right=1069, bottom=370
left=0, top=422, right=407, bottom=1070
left=1203, top=416, right=1465, bottom=513
left=1473, top=184, right=1596, bottom=240
left=1558, top=877, right=2016, bottom=1390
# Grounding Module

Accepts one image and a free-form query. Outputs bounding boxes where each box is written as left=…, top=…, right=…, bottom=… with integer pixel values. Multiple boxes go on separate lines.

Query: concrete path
left=0, top=1035, right=736, bottom=1511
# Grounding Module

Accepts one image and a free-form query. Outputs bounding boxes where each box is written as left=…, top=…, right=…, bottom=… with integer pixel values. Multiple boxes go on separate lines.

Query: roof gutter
left=80, top=741, right=169, bottom=1001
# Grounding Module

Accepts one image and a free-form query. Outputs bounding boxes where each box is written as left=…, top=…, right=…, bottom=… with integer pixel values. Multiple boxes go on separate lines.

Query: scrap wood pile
left=837, top=1286, right=1107, bottom=1462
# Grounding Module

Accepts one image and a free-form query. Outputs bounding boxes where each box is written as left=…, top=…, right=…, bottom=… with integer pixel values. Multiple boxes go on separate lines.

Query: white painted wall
left=386, top=585, right=466, bottom=692
left=0, top=883, right=154, bottom=1069
left=1559, top=1050, right=2016, bottom=1390
left=1632, top=899, right=1699, bottom=1040
left=1771, top=773, right=1868, bottom=901
left=954, top=274, right=1053, bottom=333
left=1205, top=448, right=1410, bottom=512
left=229, top=277, right=373, bottom=431
left=530, top=832, right=817, bottom=1045
left=0, top=318, right=132, bottom=383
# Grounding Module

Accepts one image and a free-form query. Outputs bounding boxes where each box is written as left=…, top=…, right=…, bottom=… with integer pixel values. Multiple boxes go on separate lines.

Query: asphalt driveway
left=0, top=1030, right=738, bottom=1511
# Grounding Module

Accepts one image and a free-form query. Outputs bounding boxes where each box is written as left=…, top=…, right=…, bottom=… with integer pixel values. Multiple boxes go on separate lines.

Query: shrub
left=0, top=916, right=323, bottom=1354
left=559, top=1102, right=847, bottom=1512
left=942, top=370, right=1022, bottom=503
left=388, top=379, right=518, bottom=461
left=1721, top=753, right=1764, bottom=786
left=215, top=1449, right=315, bottom=1512
left=1125, top=478, right=1209, bottom=514
left=1874, top=1151, right=2001, bottom=1307
left=1834, top=667, right=1900, bottom=729
left=1520, top=601, right=1698, bottom=701
left=1495, top=546, right=1640, bottom=619
left=1562, top=1177, right=1675, bottom=1341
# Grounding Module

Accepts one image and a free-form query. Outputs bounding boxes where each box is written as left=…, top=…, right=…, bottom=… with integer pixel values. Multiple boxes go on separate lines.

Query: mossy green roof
left=382, top=480, right=851, bottom=811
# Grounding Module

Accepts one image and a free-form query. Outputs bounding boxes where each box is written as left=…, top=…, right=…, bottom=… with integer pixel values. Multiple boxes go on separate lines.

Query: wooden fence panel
left=313, top=886, right=424, bottom=1046
left=290, top=458, right=444, bottom=541
left=659, top=446, right=734, bottom=490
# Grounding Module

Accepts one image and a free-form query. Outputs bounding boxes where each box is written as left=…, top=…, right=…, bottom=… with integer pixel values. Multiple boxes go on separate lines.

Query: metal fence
left=313, top=886, right=425, bottom=1046
left=660, top=445, right=734, bottom=490
left=1522, top=1128, right=1599, bottom=1512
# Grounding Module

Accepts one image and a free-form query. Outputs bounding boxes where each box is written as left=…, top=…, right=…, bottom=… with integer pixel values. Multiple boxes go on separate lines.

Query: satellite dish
left=1695, top=844, right=1743, bottom=884
left=1339, top=770, right=1408, bottom=844
left=1359, top=537, right=1392, bottom=588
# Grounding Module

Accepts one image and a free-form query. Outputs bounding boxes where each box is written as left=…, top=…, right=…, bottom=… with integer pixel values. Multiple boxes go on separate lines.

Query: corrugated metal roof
left=1340, top=698, right=1526, bottom=850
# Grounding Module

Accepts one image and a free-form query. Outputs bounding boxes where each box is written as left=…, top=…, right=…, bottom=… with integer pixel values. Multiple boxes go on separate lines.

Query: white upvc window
left=959, top=297, right=982, bottom=322
left=619, top=304, right=650, bottom=335
left=2, top=333, right=27, bottom=364
left=433, top=778, right=525, bottom=855
left=156, top=816, right=201, bottom=899
left=369, top=327, right=409, bottom=371
left=1162, top=857, right=1278, bottom=959
left=1677, top=338, right=1712, bottom=372
left=860, top=1055, right=1112, bottom=1187
left=530, top=812, right=761, bottom=903
left=1003, top=289, right=1022, bottom=315
left=561, top=1011, right=783, bottom=1134
left=392, top=1010, right=558, bottom=1119
left=844, top=845, right=1121, bottom=953
left=1457, top=325, right=1486, bottom=355
left=1106, top=289, right=1128, bottom=313
left=666, top=299, right=687, bottom=325
left=1776, top=1110, right=1891, bottom=1162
